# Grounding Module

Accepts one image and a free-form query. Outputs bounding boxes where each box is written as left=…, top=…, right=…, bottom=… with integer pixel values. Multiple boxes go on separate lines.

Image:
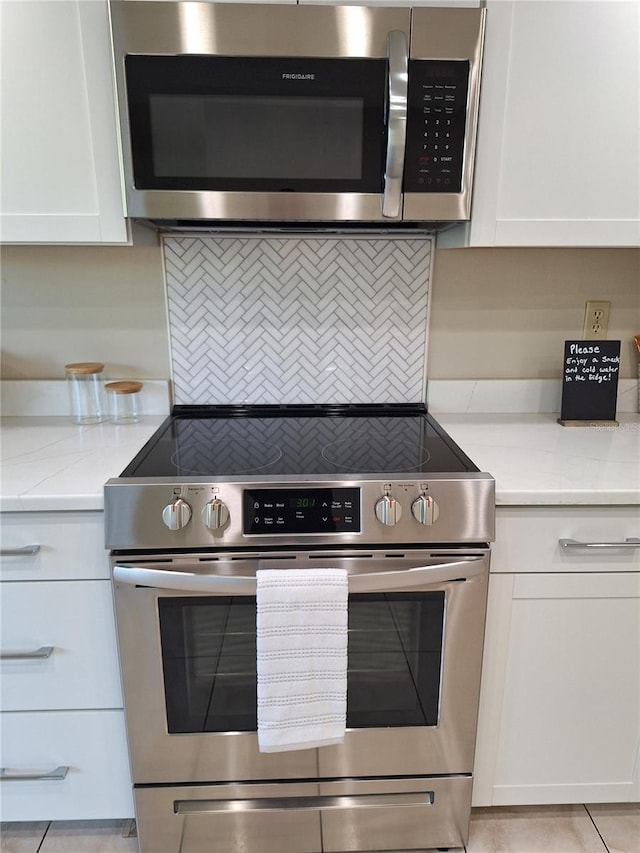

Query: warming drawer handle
left=175, top=791, right=434, bottom=815
left=0, top=545, right=41, bottom=557
left=113, top=557, right=486, bottom=595
left=1, top=765, right=69, bottom=782
left=559, top=537, right=640, bottom=550
left=0, top=646, right=54, bottom=661
left=382, top=29, right=408, bottom=218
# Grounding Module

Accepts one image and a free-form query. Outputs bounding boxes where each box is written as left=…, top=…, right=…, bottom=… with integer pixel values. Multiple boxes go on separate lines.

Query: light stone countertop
left=437, top=412, right=640, bottom=506
left=0, top=416, right=167, bottom=512
left=0, top=412, right=639, bottom=512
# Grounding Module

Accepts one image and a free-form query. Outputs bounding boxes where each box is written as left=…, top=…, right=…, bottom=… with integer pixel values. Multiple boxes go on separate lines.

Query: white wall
left=429, top=247, right=640, bottom=379
left=0, top=243, right=169, bottom=380
left=1, top=243, right=638, bottom=381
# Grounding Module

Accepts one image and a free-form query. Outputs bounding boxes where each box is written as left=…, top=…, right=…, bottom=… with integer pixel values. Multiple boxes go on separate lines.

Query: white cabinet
left=0, top=511, right=133, bottom=821
left=0, top=512, right=107, bottom=582
left=455, top=0, right=640, bottom=247
left=473, top=506, right=640, bottom=806
left=0, top=711, right=132, bottom=822
left=0, top=1, right=128, bottom=244
left=1, top=581, right=123, bottom=711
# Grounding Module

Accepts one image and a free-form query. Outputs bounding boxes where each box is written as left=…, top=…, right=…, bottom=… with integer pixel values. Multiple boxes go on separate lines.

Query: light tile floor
left=1, top=805, right=638, bottom=853
left=466, top=805, right=639, bottom=853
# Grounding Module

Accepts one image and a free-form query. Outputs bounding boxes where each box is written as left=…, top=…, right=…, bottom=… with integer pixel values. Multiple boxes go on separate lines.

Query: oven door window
left=159, top=593, right=444, bottom=734
left=124, top=56, right=387, bottom=193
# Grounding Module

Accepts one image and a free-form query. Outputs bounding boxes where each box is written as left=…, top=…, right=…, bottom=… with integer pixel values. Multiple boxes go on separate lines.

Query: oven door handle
left=349, top=556, right=485, bottom=591
left=113, top=557, right=486, bottom=595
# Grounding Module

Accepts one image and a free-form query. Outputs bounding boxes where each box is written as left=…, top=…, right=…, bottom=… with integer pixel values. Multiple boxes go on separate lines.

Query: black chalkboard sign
left=559, top=340, right=621, bottom=425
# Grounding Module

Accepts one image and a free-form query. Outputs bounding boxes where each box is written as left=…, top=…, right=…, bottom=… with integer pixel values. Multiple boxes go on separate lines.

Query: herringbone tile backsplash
left=163, top=236, right=432, bottom=405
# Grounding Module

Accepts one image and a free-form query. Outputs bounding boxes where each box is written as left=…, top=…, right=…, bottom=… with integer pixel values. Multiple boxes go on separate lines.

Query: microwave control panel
left=404, top=60, right=470, bottom=194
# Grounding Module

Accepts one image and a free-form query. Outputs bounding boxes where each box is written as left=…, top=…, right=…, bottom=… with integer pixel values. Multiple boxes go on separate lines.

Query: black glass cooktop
left=120, top=404, right=478, bottom=478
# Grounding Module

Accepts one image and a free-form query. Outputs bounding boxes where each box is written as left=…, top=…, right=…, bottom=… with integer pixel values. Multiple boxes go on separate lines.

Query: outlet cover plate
left=582, top=300, right=610, bottom=340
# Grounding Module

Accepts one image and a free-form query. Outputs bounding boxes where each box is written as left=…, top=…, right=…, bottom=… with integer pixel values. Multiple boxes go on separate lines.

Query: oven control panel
left=162, top=487, right=440, bottom=534
left=243, top=488, right=361, bottom=535
left=160, top=490, right=439, bottom=534
left=106, top=476, right=495, bottom=548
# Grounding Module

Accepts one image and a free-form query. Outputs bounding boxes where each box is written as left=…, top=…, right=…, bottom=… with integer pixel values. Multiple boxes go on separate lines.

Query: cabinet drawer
left=493, top=506, right=640, bottom=573
left=0, top=709, right=133, bottom=821
left=0, top=580, right=122, bottom=711
left=0, top=512, right=107, bottom=581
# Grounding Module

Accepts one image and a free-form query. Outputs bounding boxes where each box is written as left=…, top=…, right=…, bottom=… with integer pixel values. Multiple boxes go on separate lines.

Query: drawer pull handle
left=176, top=791, right=434, bottom=815
left=560, top=537, right=640, bottom=550
left=0, top=765, right=69, bottom=782
left=0, top=646, right=54, bottom=661
left=0, top=545, right=41, bottom=557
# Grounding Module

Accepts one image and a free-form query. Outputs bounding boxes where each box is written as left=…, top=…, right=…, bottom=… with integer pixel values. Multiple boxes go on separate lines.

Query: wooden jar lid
left=105, top=381, right=143, bottom=395
left=64, top=362, right=104, bottom=375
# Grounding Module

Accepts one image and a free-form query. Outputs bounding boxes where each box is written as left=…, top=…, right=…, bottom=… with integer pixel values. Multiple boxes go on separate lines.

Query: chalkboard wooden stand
left=558, top=340, right=621, bottom=426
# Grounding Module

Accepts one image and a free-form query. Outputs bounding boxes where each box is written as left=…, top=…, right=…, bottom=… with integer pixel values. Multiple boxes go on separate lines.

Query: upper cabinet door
left=468, top=0, right=640, bottom=247
left=0, top=1, right=128, bottom=244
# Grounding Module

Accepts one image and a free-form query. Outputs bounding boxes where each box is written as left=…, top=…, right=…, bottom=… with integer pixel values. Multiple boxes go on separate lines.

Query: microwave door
left=121, top=54, right=394, bottom=224
left=382, top=30, right=408, bottom=219
left=111, top=3, right=414, bottom=224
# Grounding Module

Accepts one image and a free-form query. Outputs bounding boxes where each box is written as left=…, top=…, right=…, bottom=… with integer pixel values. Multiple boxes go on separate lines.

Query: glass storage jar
left=105, top=381, right=143, bottom=424
left=64, top=362, right=106, bottom=424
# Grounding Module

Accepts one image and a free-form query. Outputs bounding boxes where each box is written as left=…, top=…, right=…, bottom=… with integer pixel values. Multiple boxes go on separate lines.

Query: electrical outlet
left=582, top=300, right=610, bottom=340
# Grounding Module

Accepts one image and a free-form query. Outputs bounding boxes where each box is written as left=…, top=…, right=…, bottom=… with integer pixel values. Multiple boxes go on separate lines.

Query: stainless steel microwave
left=109, top=2, right=485, bottom=227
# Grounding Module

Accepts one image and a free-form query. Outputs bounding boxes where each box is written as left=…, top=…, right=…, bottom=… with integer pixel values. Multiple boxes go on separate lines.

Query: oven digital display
left=243, top=488, right=361, bottom=534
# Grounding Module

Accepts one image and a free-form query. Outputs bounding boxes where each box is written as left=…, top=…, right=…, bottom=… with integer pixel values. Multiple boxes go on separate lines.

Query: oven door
left=112, top=548, right=489, bottom=785
left=111, top=3, right=410, bottom=222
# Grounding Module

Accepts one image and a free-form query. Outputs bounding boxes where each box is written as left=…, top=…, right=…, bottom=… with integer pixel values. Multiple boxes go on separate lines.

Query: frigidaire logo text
left=282, top=73, right=315, bottom=80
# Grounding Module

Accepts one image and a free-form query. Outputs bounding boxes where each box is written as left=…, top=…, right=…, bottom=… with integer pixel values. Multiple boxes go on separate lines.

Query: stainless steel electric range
left=105, top=404, right=494, bottom=853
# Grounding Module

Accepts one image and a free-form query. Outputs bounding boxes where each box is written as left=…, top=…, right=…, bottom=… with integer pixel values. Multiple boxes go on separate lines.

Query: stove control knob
left=162, top=498, right=192, bottom=531
left=411, top=494, right=440, bottom=526
left=374, top=495, right=403, bottom=526
left=202, top=499, right=230, bottom=531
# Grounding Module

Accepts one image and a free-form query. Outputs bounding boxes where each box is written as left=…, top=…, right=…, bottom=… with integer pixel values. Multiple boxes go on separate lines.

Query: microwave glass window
left=149, top=95, right=364, bottom=181
left=159, top=592, right=444, bottom=734
left=124, top=55, right=386, bottom=193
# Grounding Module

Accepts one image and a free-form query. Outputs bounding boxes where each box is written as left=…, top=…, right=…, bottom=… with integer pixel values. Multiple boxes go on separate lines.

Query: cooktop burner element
left=321, top=436, right=431, bottom=472
left=121, top=405, right=473, bottom=478
left=170, top=437, right=284, bottom=476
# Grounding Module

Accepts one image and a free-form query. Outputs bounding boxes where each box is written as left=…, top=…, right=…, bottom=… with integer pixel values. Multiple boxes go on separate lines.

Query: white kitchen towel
left=256, top=568, right=348, bottom=753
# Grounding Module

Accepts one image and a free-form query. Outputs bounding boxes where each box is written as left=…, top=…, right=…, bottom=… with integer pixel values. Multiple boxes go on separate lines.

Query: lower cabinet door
left=0, top=710, right=133, bottom=821
left=475, top=571, right=640, bottom=805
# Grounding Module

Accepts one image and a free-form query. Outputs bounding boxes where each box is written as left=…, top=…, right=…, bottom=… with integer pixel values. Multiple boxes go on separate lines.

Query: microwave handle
left=382, top=30, right=409, bottom=219
left=113, top=557, right=485, bottom=595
